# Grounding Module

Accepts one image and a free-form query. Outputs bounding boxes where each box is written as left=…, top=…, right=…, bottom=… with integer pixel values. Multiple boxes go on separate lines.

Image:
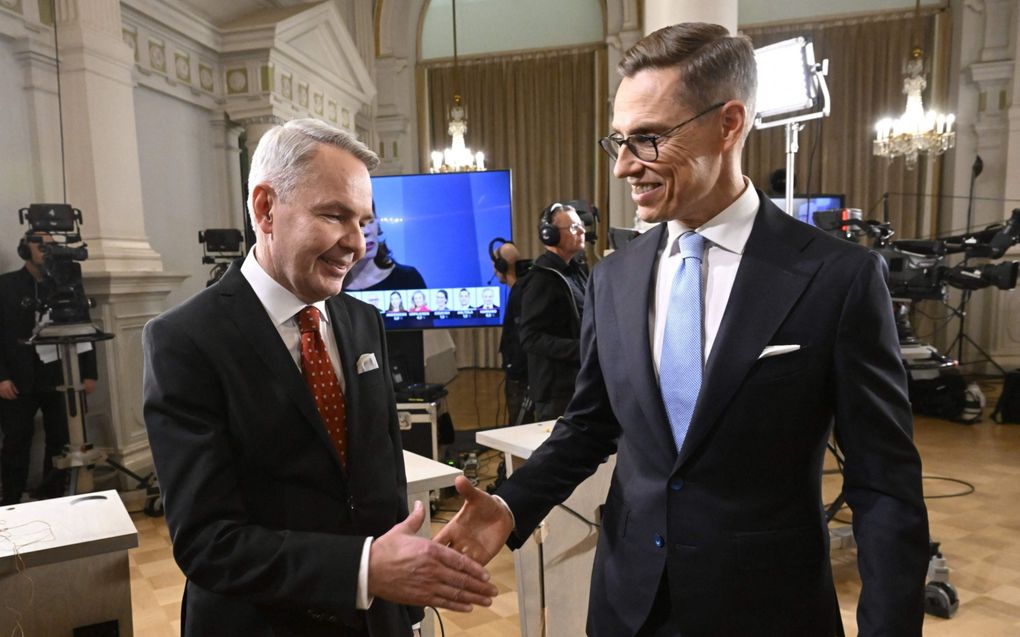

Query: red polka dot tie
left=297, top=306, right=348, bottom=470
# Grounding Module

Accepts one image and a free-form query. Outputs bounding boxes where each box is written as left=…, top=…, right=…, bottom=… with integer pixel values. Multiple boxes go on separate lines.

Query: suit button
left=328, top=615, right=337, bottom=623
left=670, top=479, right=684, bottom=491
left=654, top=534, right=665, bottom=548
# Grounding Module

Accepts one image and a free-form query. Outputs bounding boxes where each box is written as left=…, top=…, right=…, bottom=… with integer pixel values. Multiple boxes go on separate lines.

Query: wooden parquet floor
left=127, top=372, right=1020, bottom=636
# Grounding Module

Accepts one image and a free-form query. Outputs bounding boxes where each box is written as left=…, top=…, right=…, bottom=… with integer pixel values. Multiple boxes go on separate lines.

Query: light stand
left=753, top=37, right=831, bottom=215
left=943, top=156, right=1007, bottom=374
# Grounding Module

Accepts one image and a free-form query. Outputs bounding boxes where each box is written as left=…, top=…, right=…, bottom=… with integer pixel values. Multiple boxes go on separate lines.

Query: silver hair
left=246, top=118, right=379, bottom=229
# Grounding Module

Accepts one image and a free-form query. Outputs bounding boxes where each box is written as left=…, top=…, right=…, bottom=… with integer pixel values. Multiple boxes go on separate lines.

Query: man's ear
left=719, top=100, right=748, bottom=151
left=251, top=183, right=275, bottom=234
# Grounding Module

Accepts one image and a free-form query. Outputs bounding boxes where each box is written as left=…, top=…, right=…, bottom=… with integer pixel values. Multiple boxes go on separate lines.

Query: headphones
left=488, top=237, right=513, bottom=275
left=17, top=237, right=32, bottom=261
left=539, top=202, right=565, bottom=246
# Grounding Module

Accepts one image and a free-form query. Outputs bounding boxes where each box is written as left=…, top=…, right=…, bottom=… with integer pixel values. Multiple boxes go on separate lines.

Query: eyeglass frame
left=599, top=101, right=727, bottom=162
left=554, top=221, right=585, bottom=235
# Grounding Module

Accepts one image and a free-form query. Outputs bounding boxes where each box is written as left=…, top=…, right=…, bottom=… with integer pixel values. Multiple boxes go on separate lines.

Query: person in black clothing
left=0, top=232, right=98, bottom=505
left=492, top=240, right=532, bottom=425
left=344, top=206, right=425, bottom=292
left=519, top=202, right=588, bottom=420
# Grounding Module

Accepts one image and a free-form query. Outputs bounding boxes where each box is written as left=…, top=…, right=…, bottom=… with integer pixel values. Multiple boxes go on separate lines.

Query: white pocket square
left=356, top=353, right=379, bottom=374
left=758, top=344, right=801, bottom=359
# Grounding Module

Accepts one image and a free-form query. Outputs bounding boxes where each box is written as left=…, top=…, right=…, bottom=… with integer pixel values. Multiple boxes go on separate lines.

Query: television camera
left=813, top=207, right=1019, bottom=303
left=16, top=204, right=118, bottom=498
left=198, top=228, right=244, bottom=286
left=18, top=204, right=96, bottom=326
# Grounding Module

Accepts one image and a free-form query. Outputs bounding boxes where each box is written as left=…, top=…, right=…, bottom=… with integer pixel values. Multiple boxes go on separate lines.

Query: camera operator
left=0, top=231, right=97, bottom=505
left=519, top=202, right=589, bottom=421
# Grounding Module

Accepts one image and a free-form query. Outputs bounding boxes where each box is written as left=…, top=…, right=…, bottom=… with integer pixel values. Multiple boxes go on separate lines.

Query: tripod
left=943, top=155, right=1007, bottom=374
left=27, top=323, right=162, bottom=514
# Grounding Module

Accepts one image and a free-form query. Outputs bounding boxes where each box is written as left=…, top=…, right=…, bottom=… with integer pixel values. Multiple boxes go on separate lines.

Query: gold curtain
left=742, top=8, right=949, bottom=239
left=422, top=45, right=605, bottom=368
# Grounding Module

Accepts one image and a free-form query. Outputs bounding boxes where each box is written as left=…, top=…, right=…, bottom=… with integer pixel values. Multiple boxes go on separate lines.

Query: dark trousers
left=505, top=376, right=532, bottom=426
left=0, top=389, right=68, bottom=505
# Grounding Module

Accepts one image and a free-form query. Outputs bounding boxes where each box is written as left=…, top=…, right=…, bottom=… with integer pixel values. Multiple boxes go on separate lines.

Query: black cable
left=428, top=606, right=446, bottom=637
left=51, top=0, right=67, bottom=203
left=556, top=503, right=599, bottom=529
left=921, top=475, right=976, bottom=499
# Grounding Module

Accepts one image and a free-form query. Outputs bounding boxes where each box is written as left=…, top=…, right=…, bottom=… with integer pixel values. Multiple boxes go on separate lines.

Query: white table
left=477, top=422, right=615, bottom=637
left=402, top=450, right=462, bottom=637
left=0, top=490, right=138, bottom=635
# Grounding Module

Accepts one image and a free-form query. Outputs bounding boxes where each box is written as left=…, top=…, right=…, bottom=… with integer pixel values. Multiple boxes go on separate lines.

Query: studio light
left=754, top=36, right=831, bottom=215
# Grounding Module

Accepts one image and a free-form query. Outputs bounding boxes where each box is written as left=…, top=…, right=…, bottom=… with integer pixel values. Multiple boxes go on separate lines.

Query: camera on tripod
left=813, top=207, right=1020, bottom=303
left=18, top=203, right=93, bottom=325
left=199, top=228, right=244, bottom=287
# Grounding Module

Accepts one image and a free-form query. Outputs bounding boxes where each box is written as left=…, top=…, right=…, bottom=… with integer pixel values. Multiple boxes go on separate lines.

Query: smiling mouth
left=319, top=256, right=352, bottom=274
left=632, top=183, right=660, bottom=194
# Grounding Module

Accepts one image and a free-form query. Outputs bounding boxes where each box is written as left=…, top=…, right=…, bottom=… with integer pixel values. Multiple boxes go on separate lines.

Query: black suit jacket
left=0, top=267, right=97, bottom=392
left=518, top=252, right=586, bottom=402
left=497, top=193, right=929, bottom=637
left=143, top=264, right=422, bottom=636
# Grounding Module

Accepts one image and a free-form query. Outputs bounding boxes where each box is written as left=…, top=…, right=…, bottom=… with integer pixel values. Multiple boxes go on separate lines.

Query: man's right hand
left=433, top=475, right=514, bottom=566
left=368, top=500, right=499, bottom=612
left=0, top=380, right=18, bottom=400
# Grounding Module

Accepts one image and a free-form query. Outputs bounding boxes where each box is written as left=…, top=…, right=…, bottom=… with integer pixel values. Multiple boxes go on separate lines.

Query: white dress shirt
left=240, top=250, right=373, bottom=610
left=651, top=179, right=760, bottom=377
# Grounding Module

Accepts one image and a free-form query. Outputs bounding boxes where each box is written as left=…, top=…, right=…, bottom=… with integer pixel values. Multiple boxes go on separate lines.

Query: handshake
left=371, top=476, right=515, bottom=612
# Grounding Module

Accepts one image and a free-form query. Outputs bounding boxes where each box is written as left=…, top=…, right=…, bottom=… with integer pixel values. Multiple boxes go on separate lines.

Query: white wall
left=134, top=87, right=238, bottom=308
left=0, top=38, right=39, bottom=273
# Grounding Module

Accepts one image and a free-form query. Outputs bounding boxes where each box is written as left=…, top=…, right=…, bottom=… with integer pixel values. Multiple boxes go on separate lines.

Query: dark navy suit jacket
left=497, top=193, right=929, bottom=637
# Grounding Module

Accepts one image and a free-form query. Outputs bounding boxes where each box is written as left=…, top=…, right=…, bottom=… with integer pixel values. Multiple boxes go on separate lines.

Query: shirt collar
left=665, top=178, right=760, bottom=255
left=240, top=249, right=330, bottom=326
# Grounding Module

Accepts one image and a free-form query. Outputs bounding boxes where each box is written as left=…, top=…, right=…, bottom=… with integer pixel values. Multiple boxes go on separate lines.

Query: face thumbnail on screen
left=344, top=170, right=513, bottom=330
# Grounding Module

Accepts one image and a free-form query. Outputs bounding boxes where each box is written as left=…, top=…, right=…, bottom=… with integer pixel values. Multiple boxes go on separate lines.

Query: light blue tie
left=660, top=231, right=705, bottom=453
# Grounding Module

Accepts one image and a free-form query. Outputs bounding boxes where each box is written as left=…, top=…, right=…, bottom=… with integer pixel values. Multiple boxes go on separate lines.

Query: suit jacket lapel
left=676, top=198, right=822, bottom=468
left=613, top=224, right=677, bottom=456
left=325, top=296, right=360, bottom=465
left=216, top=265, right=347, bottom=471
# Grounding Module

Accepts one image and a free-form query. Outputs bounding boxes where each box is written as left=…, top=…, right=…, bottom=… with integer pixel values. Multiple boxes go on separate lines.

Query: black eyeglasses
left=599, top=102, right=726, bottom=162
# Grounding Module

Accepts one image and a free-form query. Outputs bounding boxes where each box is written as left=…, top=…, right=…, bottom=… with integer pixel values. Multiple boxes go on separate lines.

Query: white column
left=53, top=0, right=163, bottom=272
left=209, top=117, right=246, bottom=229
left=13, top=35, right=64, bottom=202
left=643, top=0, right=737, bottom=35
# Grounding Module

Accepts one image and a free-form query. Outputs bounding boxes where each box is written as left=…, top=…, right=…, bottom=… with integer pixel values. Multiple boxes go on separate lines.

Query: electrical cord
left=427, top=606, right=446, bottom=637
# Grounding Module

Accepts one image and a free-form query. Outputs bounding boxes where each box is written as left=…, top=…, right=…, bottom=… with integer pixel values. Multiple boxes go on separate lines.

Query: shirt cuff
left=356, top=536, right=374, bottom=610
left=491, top=494, right=516, bottom=529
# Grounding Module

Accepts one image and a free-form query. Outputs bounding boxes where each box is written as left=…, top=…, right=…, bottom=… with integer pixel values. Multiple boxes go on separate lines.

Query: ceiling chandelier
left=430, top=0, right=485, bottom=173
left=873, top=1, right=955, bottom=170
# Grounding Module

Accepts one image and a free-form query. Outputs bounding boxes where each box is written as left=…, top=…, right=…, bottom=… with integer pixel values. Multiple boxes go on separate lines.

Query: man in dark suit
left=143, top=119, right=496, bottom=637
left=0, top=232, right=98, bottom=505
left=436, top=23, right=929, bottom=637
left=520, top=202, right=589, bottom=420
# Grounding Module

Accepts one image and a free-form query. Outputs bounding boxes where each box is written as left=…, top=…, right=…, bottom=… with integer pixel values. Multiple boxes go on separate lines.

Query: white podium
left=0, top=490, right=138, bottom=635
left=477, top=422, right=615, bottom=637
left=402, top=450, right=462, bottom=637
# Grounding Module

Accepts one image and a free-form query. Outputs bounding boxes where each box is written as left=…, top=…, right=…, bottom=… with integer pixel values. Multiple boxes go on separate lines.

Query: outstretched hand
left=433, top=475, right=514, bottom=566
left=368, top=500, right=498, bottom=612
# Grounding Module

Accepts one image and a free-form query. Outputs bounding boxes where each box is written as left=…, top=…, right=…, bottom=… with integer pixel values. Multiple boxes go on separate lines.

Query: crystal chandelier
left=873, top=4, right=955, bottom=170
left=429, top=0, right=485, bottom=173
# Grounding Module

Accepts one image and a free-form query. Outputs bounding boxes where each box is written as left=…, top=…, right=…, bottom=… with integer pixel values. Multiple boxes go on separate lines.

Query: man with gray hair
left=144, top=118, right=496, bottom=636
left=437, top=23, right=928, bottom=636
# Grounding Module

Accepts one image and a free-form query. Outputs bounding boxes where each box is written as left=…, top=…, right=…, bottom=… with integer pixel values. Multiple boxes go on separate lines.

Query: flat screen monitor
left=769, top=194, right=845, bottom=226
left=345, top=170, right=512, bottom=331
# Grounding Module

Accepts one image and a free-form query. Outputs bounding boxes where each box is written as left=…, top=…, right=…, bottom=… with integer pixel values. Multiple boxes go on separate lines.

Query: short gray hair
left=246, top=118, right=379, bottom=227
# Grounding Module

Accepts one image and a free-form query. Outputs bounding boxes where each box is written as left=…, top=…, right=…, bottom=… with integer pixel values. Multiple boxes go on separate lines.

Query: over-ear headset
left=16, top=237, right=31, bottom=261
left=488, top=237, right=513, bottom=275
left=539, top=202, right=565, bottom=246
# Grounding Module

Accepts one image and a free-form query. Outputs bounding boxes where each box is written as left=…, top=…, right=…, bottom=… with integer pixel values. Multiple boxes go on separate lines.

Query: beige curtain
left=422, top=45, right=606, bottom=368
left=742, top=8, right=949, bottom=239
